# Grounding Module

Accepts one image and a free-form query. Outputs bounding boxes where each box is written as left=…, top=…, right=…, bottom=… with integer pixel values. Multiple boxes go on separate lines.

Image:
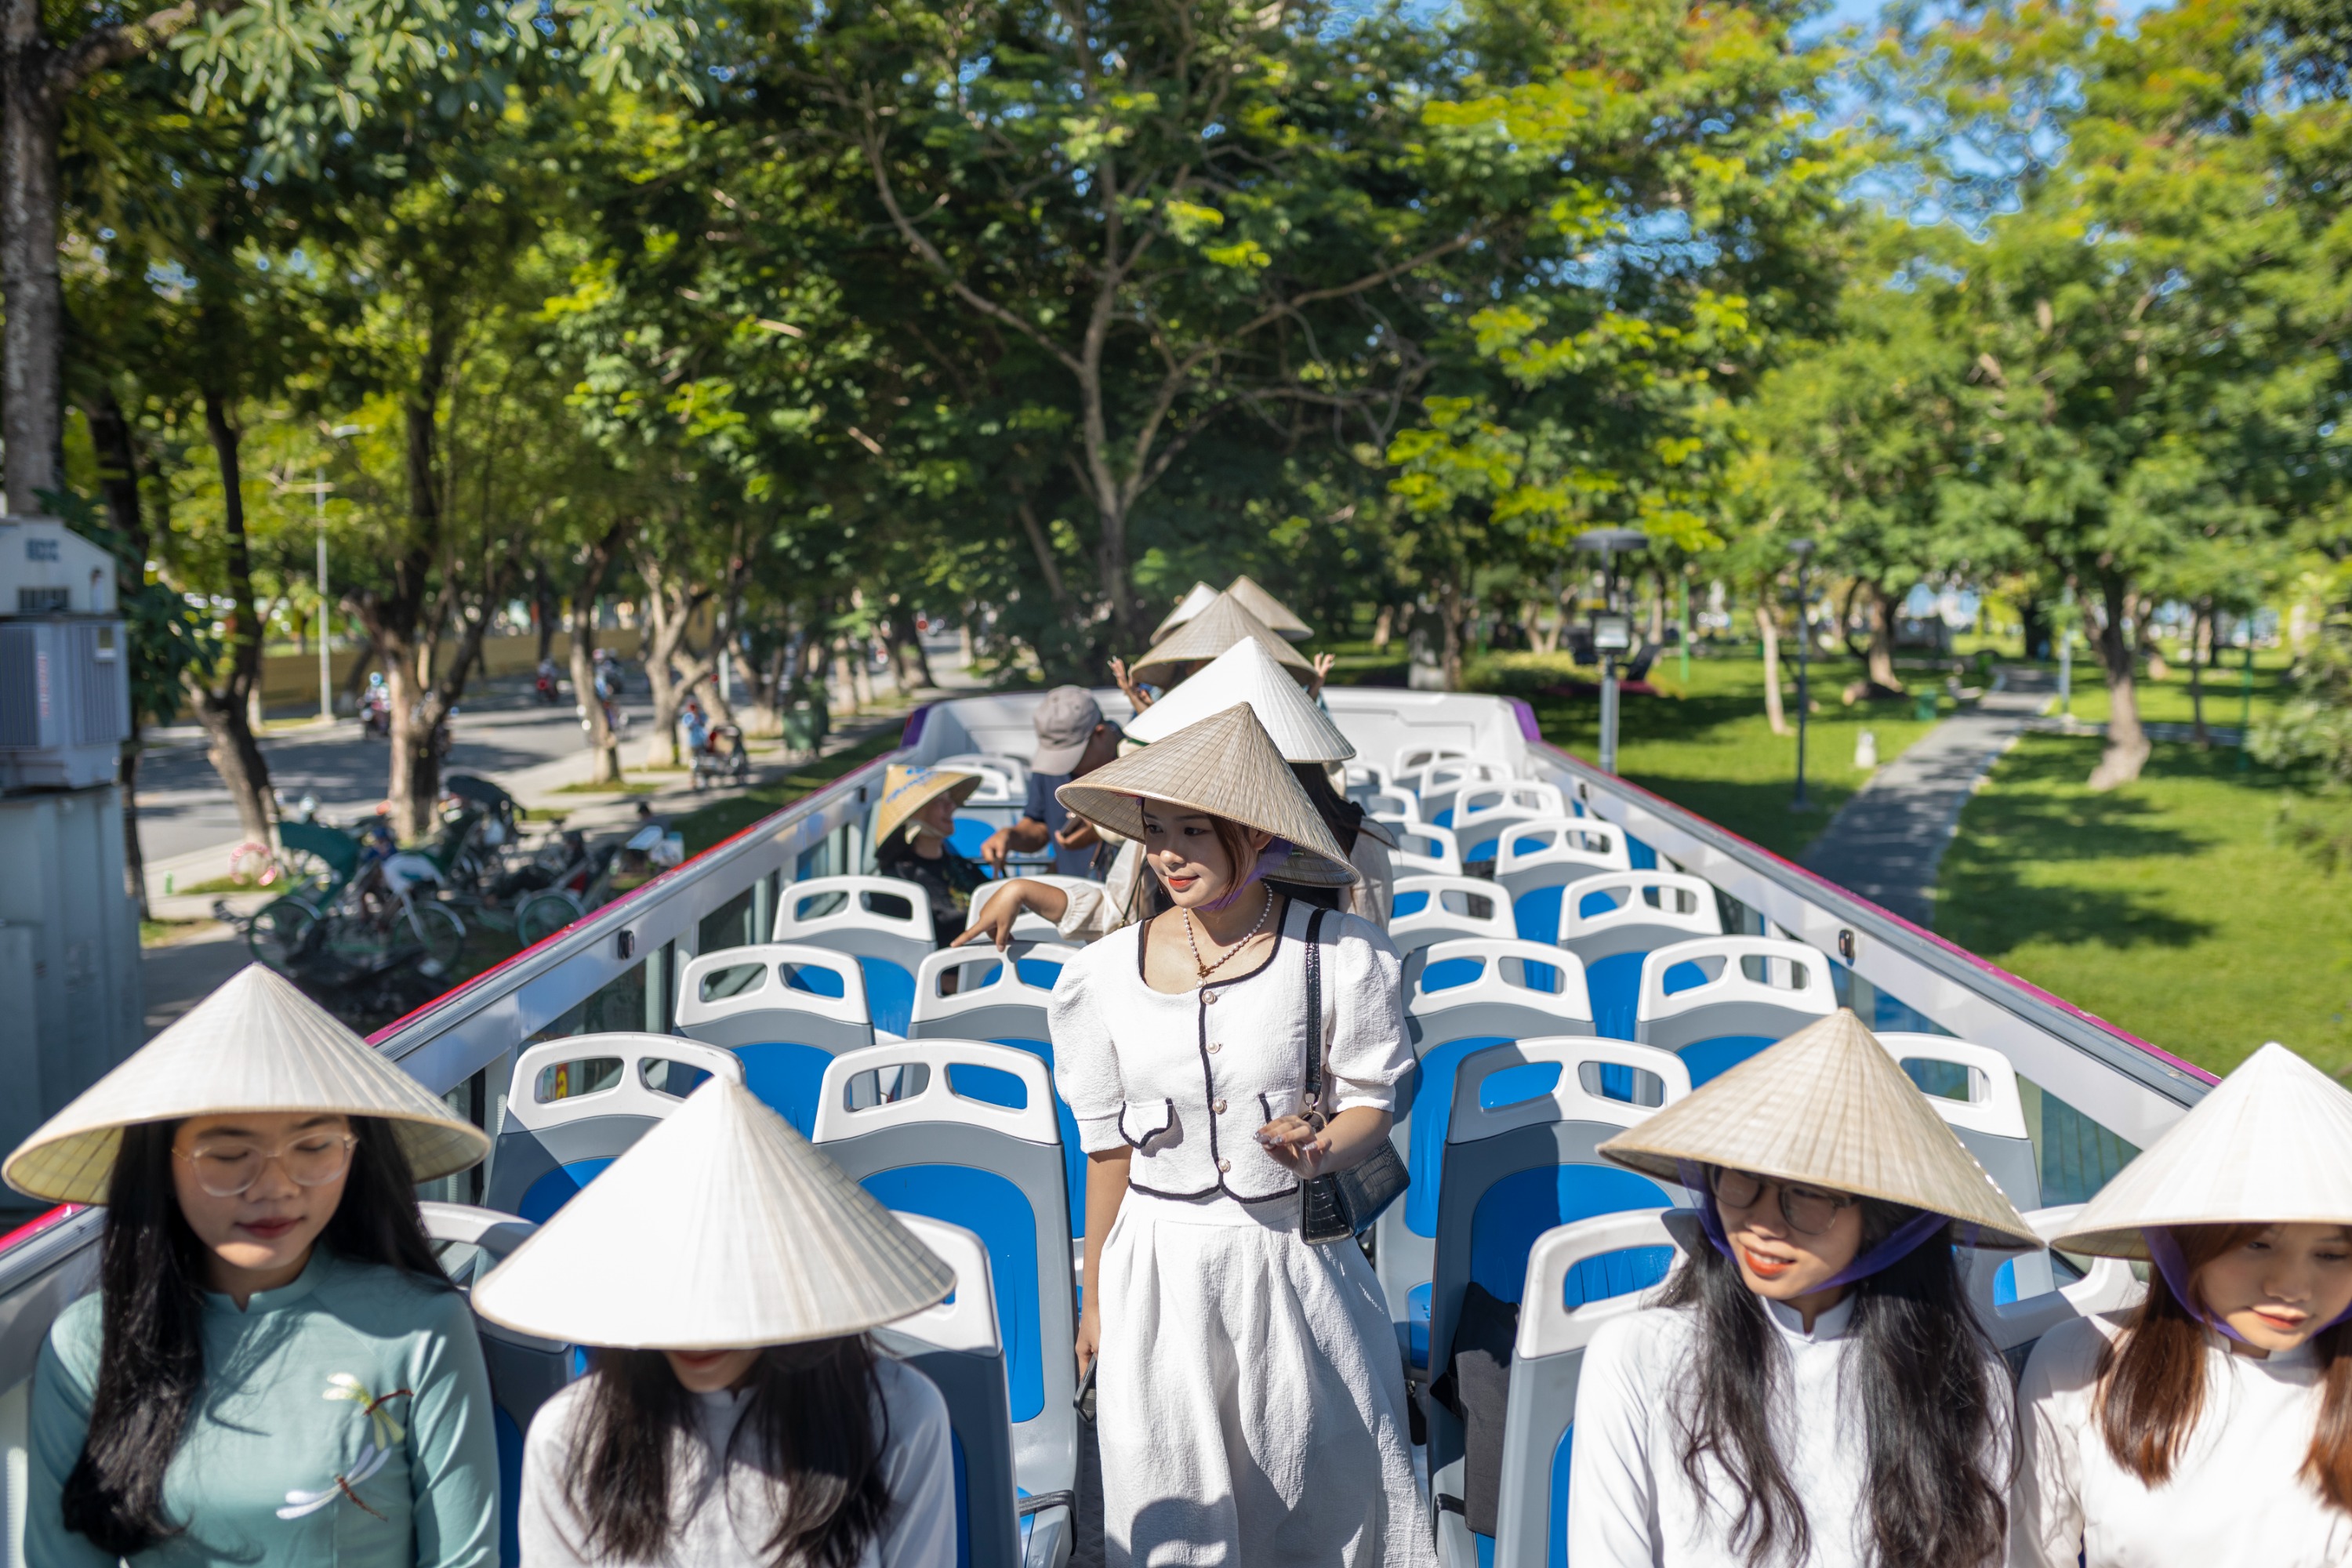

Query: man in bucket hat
left=981, top=684, right=1122, bottom=877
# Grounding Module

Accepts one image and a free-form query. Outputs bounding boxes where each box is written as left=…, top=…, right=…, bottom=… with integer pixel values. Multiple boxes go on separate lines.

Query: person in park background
left=1570, top=1010, right=2035, bottom=1568
left=12, top=965, right=500, bottom=1568
left=2014, top=1042, right=2352, bottom=1566
left=1045, top=704, right=1430, bottom=1567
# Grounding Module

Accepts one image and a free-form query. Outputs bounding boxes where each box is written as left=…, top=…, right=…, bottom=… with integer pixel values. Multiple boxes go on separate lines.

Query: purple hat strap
left=2142, top=1226, right=2352, bottom=1345
left=1675, top=1160, right=1962, bottom=1290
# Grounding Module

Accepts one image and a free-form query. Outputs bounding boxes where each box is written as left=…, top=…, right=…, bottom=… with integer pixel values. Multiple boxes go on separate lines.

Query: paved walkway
left=1799, top=670, right=2054, bottom=930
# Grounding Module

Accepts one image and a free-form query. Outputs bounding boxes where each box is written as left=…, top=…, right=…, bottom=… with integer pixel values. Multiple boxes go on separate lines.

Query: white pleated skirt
left=1095, top=1189, right=1436, bottom=1568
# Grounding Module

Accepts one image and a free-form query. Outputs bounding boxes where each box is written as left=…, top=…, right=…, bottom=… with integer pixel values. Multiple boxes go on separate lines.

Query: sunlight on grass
left=1938, top=735, right=2352, bottom=1077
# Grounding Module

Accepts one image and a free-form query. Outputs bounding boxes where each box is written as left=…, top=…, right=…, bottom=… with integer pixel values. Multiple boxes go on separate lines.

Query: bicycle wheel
left=514, top=891, right=582, bottom=947
left=405, top=903, right=467, bottom=978
left=246, top=898, right=321, bottom=971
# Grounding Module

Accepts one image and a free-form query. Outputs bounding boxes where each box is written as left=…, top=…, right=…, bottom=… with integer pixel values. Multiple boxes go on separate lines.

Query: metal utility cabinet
left=0, top=516, right=141, bottom=1200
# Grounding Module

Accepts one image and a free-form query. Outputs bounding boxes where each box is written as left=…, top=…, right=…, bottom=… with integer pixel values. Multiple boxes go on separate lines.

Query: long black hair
left=564, top=1338, right=893, bottom=1568
left=61, top=1114, right=448, bottom=1556
left=1661, top=1196, right=2009, bottom=1568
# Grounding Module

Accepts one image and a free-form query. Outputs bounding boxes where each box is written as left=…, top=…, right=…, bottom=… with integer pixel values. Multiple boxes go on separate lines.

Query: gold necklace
left=1183, top=887, right=1275, bottom=980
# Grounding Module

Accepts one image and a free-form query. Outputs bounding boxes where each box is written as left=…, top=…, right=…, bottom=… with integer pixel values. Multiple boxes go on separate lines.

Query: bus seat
left=814, top=1040, right=1080, bottom=1556
left=964, top=877, right=1100, bottom=945
left=1386, top=822, right=1465, bottom=879
left=1968, top=1203, right=2145, bottom=1366
left=487, top=1036, right=745, bottom=1223
left=676, top=944, right=876, bottom=1135
left=1496, top=818, right=1634, bottom=938
left=1424, top=1037, right=1689, bottom=1536
left=1476, top=1209, right=1684, bottom=1568
left=423, top=1201, right=567, bottom=1568
left=1875, top=1032, right=2042, bottom=1210
left=875, top=1212, right=1033, bottom=1568
left=910, top=942, right=1088, bottom=1240
left=1391, top=874, right=1515, bottom=958
left=1385, top=941, right=1597, bottom=1343
left=1393, top=744, right=1472, bottom=783
left=1554, top=873, right=1723, bottom=1040
left=1358, top=786, right=1420, bottom=823
left=933, top=752, right=1032, bottom=793
left=772, top=874, right=939, bottom=1036
left=1634, top=937, right=1835, bottom=1085
left=1455, top=783, right=1571, bottom=868
left=1411, top=758, right=1509, bottom=826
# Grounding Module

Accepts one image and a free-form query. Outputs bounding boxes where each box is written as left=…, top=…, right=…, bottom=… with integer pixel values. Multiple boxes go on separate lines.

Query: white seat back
left=1389, top=873, right=1513, bottom=956
left=1384, top=820, right=1462, bottom=877
left=1493, top=815, right=1632, bottom=899
left=1965, top=1204, right=2144, bottom=1352
left=1877, top=1031, right=2040, bottom=1208
left=1635, top=936, right=1835, bottom=1053
left=883, top=1213, right=1002, bottom=1356
left=1555, top=870, right=1722, bottom=962
left=773, top=873, right=938, bottom=967
left=675, top=942, right=874, bottom=1051
left=503, top=1034, right=745, bottom=1134
left=910, top=941, right=1077, bottom=1035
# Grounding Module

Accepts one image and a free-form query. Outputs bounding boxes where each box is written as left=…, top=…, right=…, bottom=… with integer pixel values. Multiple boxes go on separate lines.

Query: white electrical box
left=0, top=515, right=131, bottom=790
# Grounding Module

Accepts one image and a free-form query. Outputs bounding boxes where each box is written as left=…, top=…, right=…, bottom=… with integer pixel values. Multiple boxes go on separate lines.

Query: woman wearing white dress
left=2015, top=1042, right=2352, bottom=1567
left=1046, top=703, right=1432, bottom=1568
left=472, top=1079, right=959, bottom=1568
left=1570, top=1010, right=2038, bottom=1568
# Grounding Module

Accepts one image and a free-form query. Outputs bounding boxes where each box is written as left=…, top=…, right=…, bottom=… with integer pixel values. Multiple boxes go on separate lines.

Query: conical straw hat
left=1598, top=1010, right=2038, bottom=1250
left=1152, top=581, right=1221, bottom=644
left=1131, top=593, right=1312, bottom=688
left=1225, top=574, right=1312, bottom=639
left=1057, top=703, right=1358, bottom=888
left=473, top=1080, right=953, bottom=1348
left=873, top=764, right=982, bottom=848
left=1124, top=638, right=1355, bottom=763
left=2048, top=1042, right=2352, bottom=1260
left=5, top=964, right=488, bottom=1205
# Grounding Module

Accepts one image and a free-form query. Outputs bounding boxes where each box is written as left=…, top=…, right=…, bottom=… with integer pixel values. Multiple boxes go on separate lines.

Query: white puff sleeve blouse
left=1047, top=898, right=1413, bottom=1203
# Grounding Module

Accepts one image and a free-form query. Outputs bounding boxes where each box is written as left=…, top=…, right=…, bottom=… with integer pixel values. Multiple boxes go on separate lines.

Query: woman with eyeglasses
left=9, top=966, right=499, bottom=1567
left=1570, top=1011, right=2039, bottom=1567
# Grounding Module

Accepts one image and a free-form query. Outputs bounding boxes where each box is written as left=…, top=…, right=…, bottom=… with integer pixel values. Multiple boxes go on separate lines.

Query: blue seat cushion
left=1564, top=1245, right=1675, bottom=1308
left=1548, top=1423, right=1573, bottom=1568
left=994, top=1036, right=1087, bottom=1240
left=1583, top=950, right=1646, bottom=1041
left=1406, top=1036, right=1512, bottom=1237
left=862, top=1166, right=1044, bottom=1423
left=733, top=1041, right=837, bottom=1140
left=517, top=1158, right=613, bottom=1225
left=952, top=1428, right=971, bottom=1568
left=1513, top=886, right=1563, bottom=944
left=1680, top=1035, right=1776, bottom=1086
left=1627, top=833, right=1657, bottom=870
left=949, top=815, right=996, bottom=862
left=1476, top=1530, right=1494, bottom=1568
left=1407, top=1282, right=1432, bottom=1370
left=495, top=1405, right=524, bottom=1568
left=1468, top=1165, right=1673, bottom=1302
left=1433, top=808, right=1456, bottom=829
left=860, top=957, right=916, bottom=1036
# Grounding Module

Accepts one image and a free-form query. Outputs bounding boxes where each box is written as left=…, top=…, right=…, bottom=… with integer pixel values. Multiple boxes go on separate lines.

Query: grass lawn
left=2033, top=647, right=2293, bottom=733
left=1937, top=734, right=2352, bottom=1078
left=1512, top=651, right=1950, bottom=860
left=672, top=727, right=903, bottom=858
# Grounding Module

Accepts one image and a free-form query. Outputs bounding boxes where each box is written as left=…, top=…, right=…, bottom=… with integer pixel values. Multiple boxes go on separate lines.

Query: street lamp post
left=1576, top=528, right=1650, bottom=775
left=1789, top=539, right=1816, bottom=813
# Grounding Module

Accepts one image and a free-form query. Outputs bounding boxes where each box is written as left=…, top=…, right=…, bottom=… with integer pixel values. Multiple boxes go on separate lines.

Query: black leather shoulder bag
left=1298, top=907, right=1412, bottom=1245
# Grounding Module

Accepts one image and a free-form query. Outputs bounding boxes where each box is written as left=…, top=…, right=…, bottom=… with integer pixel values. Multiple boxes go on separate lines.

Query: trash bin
left=1913, top=691, right=1939, bottom=723
left=782, top=705, right=823, bottom=753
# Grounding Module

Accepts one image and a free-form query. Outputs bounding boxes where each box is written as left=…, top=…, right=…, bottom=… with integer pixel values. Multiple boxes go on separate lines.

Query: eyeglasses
left=174, top=1131, right=358, bottom=1198
left=1708, top=1166, right=1857, bottom=1237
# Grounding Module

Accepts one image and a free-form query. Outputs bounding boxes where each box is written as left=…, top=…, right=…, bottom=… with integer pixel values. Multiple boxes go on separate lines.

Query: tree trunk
left=190, top=384, right=277, bottom=844
left=637, top=554, right=704, bottom=770
left=1371, top=604, right=1395, bottom=653
left=2189, top=601, right=2210, bottom=747
left=2087, top=572, right=2151, bottom=789
left=532, top=565, right=557, bottom=666
left=1867, top=583, right=1904, bottom=692
left=568, top=521, right=631, bottom=786
left=891, top=601, right=935, bottom=691
left=1757, top=602, right=1789, bottom=736
left=86, top=387, right=150, bottom=913
left=1436, top=579, right=1467, bottom=689
left=2, top=19, right=62, bottom=516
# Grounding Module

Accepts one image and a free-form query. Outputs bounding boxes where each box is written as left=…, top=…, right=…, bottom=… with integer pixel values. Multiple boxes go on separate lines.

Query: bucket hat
left=5, top=964, right=489, bottom=1205
left=1151, top=582, right=1221, bottom=644
left=2048, top=1042, right=2352, bottom=1260
left=1124, top=638, right=1354, bottom=764
left=1031, top=684, right=1107, bottom=775
left=1131, top=594, right=1312, bottom=689
left=1225, top=574, right=1312, bottom=640
left=873, top=764, right=982, bottom=848
left=1598, top=1009, right=2038, bottom=1250
left=1056, top=703, right=1358, bottom=887
left=473, top=1080, right=953, bottom=1348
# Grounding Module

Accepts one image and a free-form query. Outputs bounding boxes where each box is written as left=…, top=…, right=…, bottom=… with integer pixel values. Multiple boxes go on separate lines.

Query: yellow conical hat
left=2049, top=1043, right=2352, bottom=1259
left=5, top=965, right=488, bottom=1205
left=873, top=764, right=982, bottom=846
left=1225, top=574, right=1312, bottom=639
left=1598, top=1009, right=2038, bottom=1249
left=473, top=1080, right=953, bottom=1348
left=1057, top=703, right=1357, bottom=887
left=1131, top=593, right=1312, bottom=688
left=1123, top=638, right=1354, bottom=763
